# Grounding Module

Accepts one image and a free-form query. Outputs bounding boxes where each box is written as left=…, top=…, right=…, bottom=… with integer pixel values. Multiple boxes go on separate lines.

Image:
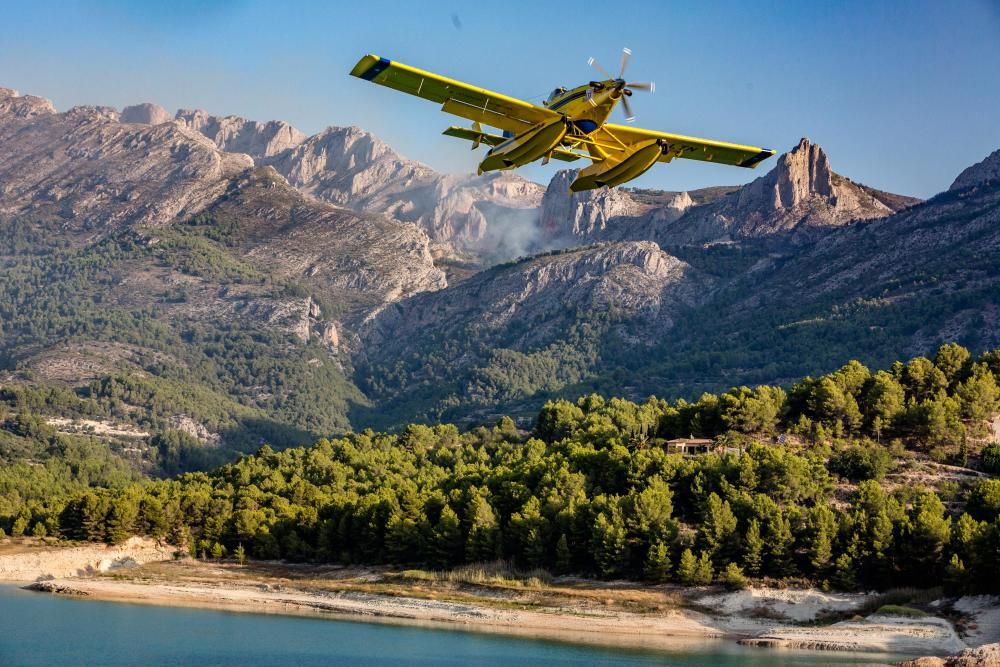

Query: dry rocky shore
left=3, top=539, right=999, bottom=662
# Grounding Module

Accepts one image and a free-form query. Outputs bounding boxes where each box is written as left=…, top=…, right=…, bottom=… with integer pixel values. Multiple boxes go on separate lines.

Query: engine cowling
left=570, top=139, right=668, bottom=192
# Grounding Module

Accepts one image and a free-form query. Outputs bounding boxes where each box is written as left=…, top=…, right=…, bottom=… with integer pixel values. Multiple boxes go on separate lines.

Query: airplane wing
left=602, top=124, right=775, bottom=168
left=350, top=54, right=559, bottom=135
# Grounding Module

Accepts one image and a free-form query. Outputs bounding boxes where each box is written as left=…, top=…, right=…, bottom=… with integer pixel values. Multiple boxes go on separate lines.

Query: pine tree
left=465, top=496, right=499, bottom=563
left=235, top=543, right=247, bottom=567
left=766, top=513, right=795, bottom=577
left=555, top=534, right=572, bottom=574
left=944, top=554, right=967, bottom=593
left=677, top=548, right=699, bottom=585
left=700, top=492, right=738, bottom=564
left=720, top=563, right=748, bottom=590
left=432, top=504, right=464, bottom=568
left=643, top=541, right=671, bottom=583
left=592, top=510, right=627, bottom=577
left=743, top=519, right=764, bottom=576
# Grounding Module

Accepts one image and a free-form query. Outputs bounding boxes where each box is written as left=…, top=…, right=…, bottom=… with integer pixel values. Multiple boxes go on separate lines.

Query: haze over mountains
left=1, top=85, right=998, bottom=451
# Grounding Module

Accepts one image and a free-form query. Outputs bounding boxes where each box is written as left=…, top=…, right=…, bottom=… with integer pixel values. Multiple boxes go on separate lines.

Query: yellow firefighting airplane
left=350, top=49, right=775, bottom=192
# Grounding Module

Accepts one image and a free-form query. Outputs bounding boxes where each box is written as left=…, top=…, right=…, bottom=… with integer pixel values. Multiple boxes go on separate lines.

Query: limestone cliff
left=175, top=108, right=306, bottom=159
left=663, top=138, right=917, bottom=243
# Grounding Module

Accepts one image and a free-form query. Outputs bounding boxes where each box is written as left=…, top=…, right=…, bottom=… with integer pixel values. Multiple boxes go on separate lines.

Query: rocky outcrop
left=539, top=170, right=694, bottom=245
left=0, top=90, right=252, bottom=233
left=170, top=114, right=546, bottom=259
left=121, top=102, right=172, bottom=126
left=951, top=149, right=1000, bottom=191
left=0, top=538, right=175, bottom=582
left=0, top=89, right=446, bottom=325
left=661, top=138, right=915, bottom=244
left=0, top=87, right=56, bottom=118
left=175, top=108, right=306, bottom=158
left=898, top=643, right=1000, bottom=667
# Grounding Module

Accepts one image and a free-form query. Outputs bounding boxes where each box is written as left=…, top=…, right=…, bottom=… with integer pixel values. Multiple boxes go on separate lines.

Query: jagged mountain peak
left=767, top=137, right=835, bottom=208
left=951, top=148, right=1000, bottom=191
left=662, top=137, right=914, bottom=243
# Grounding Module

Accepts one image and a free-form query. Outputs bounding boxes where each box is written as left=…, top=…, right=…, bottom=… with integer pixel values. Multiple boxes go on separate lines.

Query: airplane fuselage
left=478, top=79, right=626, bottom=173
left=542, top=79, right=625, bottom=131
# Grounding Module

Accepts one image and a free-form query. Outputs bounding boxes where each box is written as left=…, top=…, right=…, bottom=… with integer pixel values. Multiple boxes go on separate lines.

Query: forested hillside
left=4, top=345, right=999, bottom=593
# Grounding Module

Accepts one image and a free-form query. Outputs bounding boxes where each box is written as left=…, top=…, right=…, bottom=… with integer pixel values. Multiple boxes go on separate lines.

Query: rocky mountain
left=355, top=240, right=712, bottom=424
left=0, top=88, right=252, bottom=235
left=174, top=108, right=306, bottom=159
left=536, top=138, right=921, bottom=248
left=951, top=148, right=1000, bottom=190
left=1, top=83, right=997, bottom=443
left=661, top=138, right=919, bottom=243
left=156, top=109, right=544, bottom=259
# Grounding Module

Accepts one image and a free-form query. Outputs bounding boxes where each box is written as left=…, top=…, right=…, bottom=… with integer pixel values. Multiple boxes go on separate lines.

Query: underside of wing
left=442, top=126, right=584, bottom=162
left=351, top=54, right=558, bottom=134
left=603, top=124, right=775, bottom=168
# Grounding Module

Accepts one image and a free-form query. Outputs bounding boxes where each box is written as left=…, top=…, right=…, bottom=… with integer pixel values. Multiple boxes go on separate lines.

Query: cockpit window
left=545, top=87, right=567, bottom=105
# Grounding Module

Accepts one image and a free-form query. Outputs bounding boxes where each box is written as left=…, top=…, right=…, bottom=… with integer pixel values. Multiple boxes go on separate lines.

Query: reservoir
left=0, top=585, right=902, bottom=666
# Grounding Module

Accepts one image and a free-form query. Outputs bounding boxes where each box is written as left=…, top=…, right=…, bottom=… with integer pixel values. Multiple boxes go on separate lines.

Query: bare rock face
left=365, top=240, right=709, bottom=353
left=206, top=168, right=447, bottom=322
left=0, top=90, right=252, bottom=233
left=176, top=108, right=306, bottom=158
left=539, top=170, right=695, bottom=245
left=898, top=643, right=1000, bottom=667
left=121, top=102, right=172, bottom=126
left=268, top=126, right=545, bottom=257
left=540, top=170, right=645, bottom=239
left=0, top=87, right=56, bottom=118
left=665, top=138, right=910, bottom=243
left=951, top=149, right=1000, bottom=191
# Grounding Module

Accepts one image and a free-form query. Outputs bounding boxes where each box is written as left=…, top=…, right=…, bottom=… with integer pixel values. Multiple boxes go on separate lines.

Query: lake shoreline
left=3, top=539, right=996, bottom=660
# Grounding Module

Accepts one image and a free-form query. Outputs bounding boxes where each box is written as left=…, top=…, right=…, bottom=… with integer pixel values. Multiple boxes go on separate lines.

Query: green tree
left=555, top=533, right=572, bottom=574
left=742, top=519, right=764, bottom=577
left=432, top=504, right=464, bottom=568
left=699, top=492, right=738, bottom=564
left=592, top=508, right=627, bottom=577
left=643, top=540, right=671, bottom=583
left=465, top=495, right=500, bottom=562
left=720, top=562, right=748, bottom=590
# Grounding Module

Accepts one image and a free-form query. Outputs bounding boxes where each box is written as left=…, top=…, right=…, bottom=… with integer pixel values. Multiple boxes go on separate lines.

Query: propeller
left=586, top=48, right=654, bottom=123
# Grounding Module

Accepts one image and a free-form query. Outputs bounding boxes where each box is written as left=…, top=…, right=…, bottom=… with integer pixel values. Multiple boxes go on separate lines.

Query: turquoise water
left=0, top=585, right=900, bottom=666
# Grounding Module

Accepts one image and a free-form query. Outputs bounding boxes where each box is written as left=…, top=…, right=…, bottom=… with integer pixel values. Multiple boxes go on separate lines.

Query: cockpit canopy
left=544, top=87, right=567, bottom=106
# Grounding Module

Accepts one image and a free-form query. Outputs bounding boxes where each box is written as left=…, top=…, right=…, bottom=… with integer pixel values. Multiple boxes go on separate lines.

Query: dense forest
left=2, top=343, right=1000, bottom=593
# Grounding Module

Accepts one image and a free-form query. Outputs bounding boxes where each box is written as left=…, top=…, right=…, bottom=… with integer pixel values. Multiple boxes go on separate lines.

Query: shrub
left=828, top=444, right=892, bottom=480
left=720, top=563, right=748, bottom=590
left=981, top=443, right=1000, bottom=474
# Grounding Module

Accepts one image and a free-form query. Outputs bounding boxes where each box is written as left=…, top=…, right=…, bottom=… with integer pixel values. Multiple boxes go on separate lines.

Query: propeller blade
left=627, top=81, right=655, bottom=92
left=618, top=47, right=632, bottom=78
left=621, top=95, right=635, bottom=123
left=587, top=57, right=612, bottom=79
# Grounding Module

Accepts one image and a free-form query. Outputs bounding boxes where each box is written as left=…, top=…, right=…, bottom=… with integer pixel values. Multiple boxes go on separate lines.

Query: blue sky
left=2, top=0, right=998, bottom=197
